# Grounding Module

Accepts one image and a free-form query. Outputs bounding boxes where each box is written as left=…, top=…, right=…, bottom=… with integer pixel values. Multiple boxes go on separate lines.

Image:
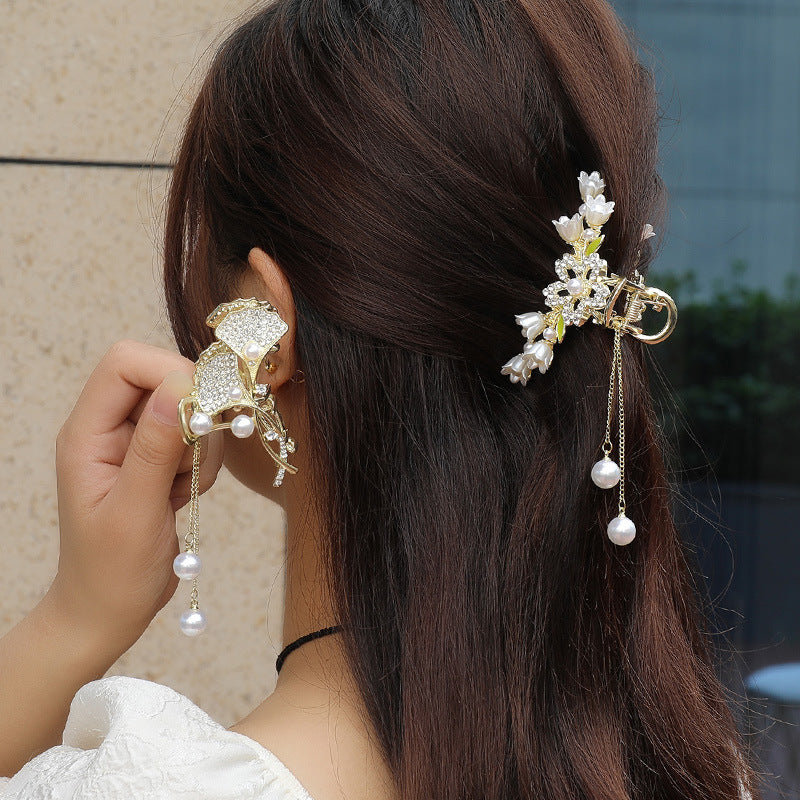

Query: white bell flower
left=529, top=340, right=554, bottom=374
left=500, top=353, right=534, bottom=385
left=579, top=194, right=615, bottom=227
left=552, top=213, right=583, bottom=243
left=582, top=226, right=600, bottom=242
left=514, top=311, right=546, bottom=340
left=641, top=223, right=656, bottom=240
left=578, top=170, right=605, bottom=201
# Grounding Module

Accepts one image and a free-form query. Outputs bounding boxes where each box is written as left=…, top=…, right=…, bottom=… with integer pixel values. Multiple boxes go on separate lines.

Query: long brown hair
left=164, top=1, right=760, bottom=798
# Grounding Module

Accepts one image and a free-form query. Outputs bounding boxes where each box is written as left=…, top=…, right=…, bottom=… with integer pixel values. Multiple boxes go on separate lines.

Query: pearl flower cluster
left=501, top=171, right=615, bottom=386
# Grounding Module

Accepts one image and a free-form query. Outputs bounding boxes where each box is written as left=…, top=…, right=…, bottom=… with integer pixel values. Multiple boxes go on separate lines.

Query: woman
left=0, top=0, right=761, bottom=798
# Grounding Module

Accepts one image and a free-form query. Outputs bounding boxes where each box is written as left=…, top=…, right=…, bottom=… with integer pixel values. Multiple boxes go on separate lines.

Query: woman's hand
left=0, top=339, right=225, bottom=776
left=47, top=339, right=224, bottom=655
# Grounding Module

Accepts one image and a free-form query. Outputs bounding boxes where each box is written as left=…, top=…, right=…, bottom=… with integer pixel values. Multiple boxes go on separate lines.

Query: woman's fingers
left=50, top=340, right=218, bottom=651
left=57, top=337, right=223, bottom=511
left=169, top=431, right=225, bottom=506
left=62, top=340, right=194, bottom=442
left=174, top=425, right=224, bottom=475
left=105, top=371, right=195, bottom=513
left=96, top=413, right=212, bottom=477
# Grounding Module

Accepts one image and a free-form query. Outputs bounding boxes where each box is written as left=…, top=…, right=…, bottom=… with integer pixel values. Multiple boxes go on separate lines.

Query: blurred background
left=0, top=0, right=282, bottom=727
left=1, top=0, right=798, bottom=796
left=611, top=1, right=800, bottom=796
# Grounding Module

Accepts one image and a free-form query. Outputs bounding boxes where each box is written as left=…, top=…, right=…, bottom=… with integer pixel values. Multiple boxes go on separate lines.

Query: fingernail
left=152, top=371, right=194, bottom=426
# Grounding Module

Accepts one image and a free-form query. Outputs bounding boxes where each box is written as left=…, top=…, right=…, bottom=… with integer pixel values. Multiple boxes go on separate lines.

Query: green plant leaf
left=556, top=312, right=565, bottom=342
left=585, top=235, right=603, bottom=256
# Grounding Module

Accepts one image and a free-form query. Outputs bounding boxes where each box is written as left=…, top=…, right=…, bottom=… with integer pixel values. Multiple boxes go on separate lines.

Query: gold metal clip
left=599, top=270, right=677, bottom=344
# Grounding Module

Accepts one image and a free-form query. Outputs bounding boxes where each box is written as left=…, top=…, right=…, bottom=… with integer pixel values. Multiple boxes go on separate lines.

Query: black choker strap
left=275, top=625, right=343, bottom=674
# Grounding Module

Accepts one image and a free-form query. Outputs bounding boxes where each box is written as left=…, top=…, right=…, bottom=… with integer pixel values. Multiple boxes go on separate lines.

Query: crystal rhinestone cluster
left=543, top=252, right=611, bottom=326
left=194, top=344, right=244, bottom=415
left=501, top=170, right=615, bottom=386
left=214, top=305, right=287, bottom=363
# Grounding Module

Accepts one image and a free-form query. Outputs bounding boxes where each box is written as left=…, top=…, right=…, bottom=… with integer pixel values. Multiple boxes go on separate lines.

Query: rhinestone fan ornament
left=174, top=297, right=298, bottom=635
left=501, top=171, right=677, bottom=546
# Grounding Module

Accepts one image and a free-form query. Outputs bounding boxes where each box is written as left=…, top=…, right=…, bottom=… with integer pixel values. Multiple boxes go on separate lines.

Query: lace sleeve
left=0, top=676, right=314, bottom=800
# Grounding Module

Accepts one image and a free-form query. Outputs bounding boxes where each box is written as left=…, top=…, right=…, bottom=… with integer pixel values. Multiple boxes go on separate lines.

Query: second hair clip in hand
left=172, top=297, right=299, bottom=636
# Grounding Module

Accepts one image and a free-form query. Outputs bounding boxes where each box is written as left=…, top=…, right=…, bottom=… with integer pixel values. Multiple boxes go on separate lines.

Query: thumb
left=114, top=370, right=196, bottom=508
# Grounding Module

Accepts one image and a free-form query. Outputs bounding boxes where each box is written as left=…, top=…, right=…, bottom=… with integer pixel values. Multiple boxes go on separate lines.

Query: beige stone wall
left=0, top=1, right=288, bottom=725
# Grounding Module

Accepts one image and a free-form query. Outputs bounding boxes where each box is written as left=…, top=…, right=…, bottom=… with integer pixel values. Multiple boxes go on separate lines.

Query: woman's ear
left=237, top=247, right=298, bottom=385
left=223, top=249, right=305, bottom=501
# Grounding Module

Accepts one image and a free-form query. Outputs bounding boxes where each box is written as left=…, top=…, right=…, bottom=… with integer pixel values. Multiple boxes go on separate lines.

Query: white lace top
left=0, top=676, right=315, bottom=800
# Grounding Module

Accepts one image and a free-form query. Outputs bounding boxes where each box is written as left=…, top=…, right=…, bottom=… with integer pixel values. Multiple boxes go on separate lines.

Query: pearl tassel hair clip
left=501, top=171, right=677, bottom=545
left=174, top=297, right=298, bottom=635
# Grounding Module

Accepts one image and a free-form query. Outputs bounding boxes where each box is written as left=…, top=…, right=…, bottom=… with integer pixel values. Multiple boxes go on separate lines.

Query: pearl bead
left=542, top=326, right=558, bottom=342
left=180, top=608, right=207, bottom=636
left=591, top=457, right=621, bottom=489
left=189, top=412, right=213, bottom=436
left=227, top=385, right=243, bottom=402
left=173, top=552, right=202, bottom=580
left=231, top=414, right=255, bottom=438
left=243, top=341, right=261, bottom=360
left=566, top=278, right=583, bottom=296
left=607, top=514, right=636, bottom=546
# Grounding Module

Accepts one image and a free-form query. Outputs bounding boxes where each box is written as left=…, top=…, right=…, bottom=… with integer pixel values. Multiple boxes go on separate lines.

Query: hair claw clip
left=600, top=270, right=678, bottom=344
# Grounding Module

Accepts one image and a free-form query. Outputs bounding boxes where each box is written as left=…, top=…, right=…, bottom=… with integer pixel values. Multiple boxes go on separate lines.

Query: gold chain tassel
left=173, top=440, right=208, bottom=634
left=590, top=326, right=636, bottom=545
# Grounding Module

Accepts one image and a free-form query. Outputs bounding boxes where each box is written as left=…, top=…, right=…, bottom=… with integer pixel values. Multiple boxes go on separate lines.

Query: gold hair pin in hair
left=501, top=171, right=677, bottom=546
left=172, top=297, right=298, bottom=635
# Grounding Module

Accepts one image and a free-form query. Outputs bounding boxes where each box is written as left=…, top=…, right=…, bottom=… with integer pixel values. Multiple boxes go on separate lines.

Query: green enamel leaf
left=585, top=235, right=603, bottom=256
left=556, top=313, right=565, bottom=342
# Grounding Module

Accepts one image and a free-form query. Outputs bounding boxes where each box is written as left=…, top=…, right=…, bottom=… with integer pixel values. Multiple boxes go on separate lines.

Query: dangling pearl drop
left=177, top=440, right=207, bottom=635
left=173, top=552, right=202, bottom=580
left=598, top=326, right=636, bottom=546
left=591, top=456, right=621, bottom=489
left=607, top=513, right=636, bottom=546
left=179, top=608, right=207, bottom=636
